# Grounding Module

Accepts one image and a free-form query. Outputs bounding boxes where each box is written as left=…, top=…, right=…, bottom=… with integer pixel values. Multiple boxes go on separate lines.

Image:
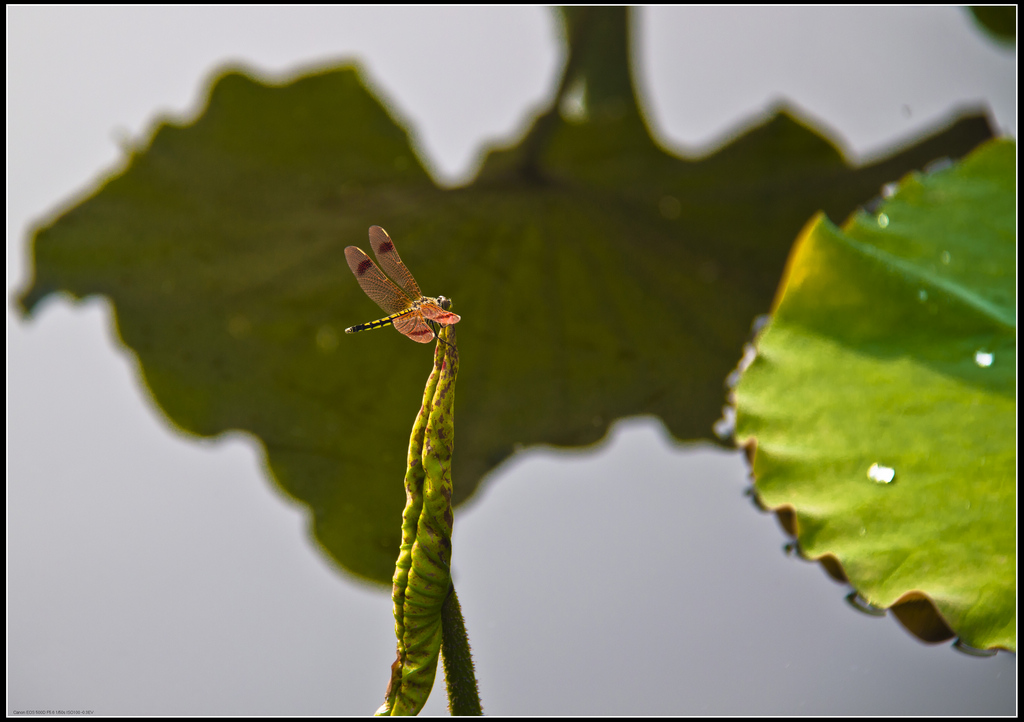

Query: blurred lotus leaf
left=968, top=6, right=1016, bottom=45
left=18, top=8, right=994, bottom=583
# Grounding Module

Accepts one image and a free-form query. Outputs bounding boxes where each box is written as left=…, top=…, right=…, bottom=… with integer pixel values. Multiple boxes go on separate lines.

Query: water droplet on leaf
left=867, top=463, right=895, bottom=484
left=846, top=591, right=887, bottom=617
left=953, top=639, right=998, bottom=657
left=317, top=325, right=339, bottom=352
left=713, top=406, right=736, bottom=439
left=659, top=195, right=682, bottom=220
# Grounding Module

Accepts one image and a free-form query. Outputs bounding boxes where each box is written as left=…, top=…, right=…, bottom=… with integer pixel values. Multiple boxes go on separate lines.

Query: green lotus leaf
left=734, top=138, right=1015, bottom=651
left=17, top=8, right=994, bottom=584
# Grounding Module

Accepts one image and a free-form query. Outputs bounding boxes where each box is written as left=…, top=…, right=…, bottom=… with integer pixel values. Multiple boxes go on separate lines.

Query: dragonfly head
left=437, top=296, right=453, bottom=311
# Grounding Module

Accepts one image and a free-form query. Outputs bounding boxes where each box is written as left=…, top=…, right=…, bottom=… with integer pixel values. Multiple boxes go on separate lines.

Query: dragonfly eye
left=438, top=296, right=452, bottom=310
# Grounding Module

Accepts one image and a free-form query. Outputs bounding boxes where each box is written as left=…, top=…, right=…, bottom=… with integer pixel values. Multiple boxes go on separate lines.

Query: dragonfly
left=344, top=226, right=461, bottom=343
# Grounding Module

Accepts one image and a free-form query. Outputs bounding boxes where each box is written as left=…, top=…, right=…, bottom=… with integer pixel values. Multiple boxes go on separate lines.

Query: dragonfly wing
left=418, top=302, right=461, bottom=326
left=345, top=246, right=413, bottom=314
left=368, top=226, right=423, bottom=301
left=393, top=312, right=435, bottom=343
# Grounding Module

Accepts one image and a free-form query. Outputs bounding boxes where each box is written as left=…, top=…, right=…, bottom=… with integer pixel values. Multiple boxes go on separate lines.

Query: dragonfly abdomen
left=345, top=309, right=411, bottom=334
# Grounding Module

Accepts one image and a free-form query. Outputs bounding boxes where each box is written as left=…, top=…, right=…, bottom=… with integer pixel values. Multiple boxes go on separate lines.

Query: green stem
left=517, top=6, right=642, bottom=181
left=441, top=586, right=483, bottom=715
left=377, top=325, right=476, bottom=715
